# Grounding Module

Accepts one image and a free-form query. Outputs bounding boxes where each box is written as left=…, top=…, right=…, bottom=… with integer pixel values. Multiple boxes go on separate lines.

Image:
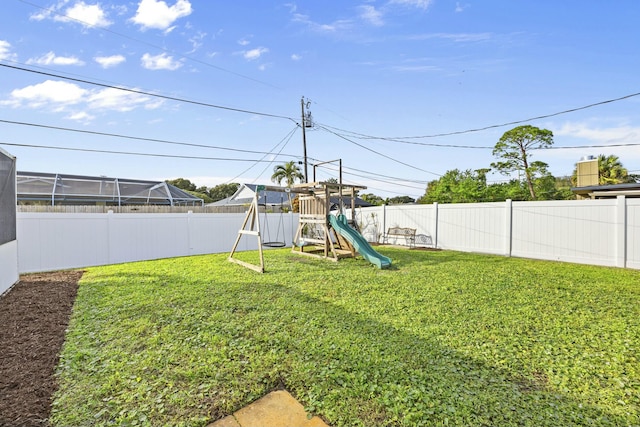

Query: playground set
left=228, top=180, right=392, bottom=273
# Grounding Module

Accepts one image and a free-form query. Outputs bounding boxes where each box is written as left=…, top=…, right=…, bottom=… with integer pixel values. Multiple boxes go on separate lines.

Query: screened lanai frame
left=17, top=171, right=203, bottom=206
left=0, top=149, right=17, bottom=245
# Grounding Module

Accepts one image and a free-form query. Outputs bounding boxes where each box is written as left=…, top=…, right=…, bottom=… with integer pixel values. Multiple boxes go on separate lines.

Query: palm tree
left=597, top=154, right=635, bottom=184
left=271, top=161, right=304, bottom=187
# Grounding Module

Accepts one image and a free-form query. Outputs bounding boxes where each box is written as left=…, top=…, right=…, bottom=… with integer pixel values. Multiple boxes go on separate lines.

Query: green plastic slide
left=328, top=214, right=392, bottom=269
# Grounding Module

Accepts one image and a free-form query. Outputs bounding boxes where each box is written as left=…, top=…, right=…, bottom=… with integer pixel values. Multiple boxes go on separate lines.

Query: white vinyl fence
left=0, top=240, right=18, bottom=294
left=15, top=197, right=640, bottom=274
left=17, top=211, right=299, bottom=274
left=353, top=196, right=640, bottom=270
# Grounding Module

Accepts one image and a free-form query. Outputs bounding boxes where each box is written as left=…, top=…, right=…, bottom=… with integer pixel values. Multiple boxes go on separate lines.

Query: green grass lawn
left=51, top=248, right=639, bottom=427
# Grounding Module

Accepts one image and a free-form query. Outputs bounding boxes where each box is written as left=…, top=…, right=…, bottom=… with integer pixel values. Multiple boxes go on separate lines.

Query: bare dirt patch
left=0, top=271, right=82, bottom=427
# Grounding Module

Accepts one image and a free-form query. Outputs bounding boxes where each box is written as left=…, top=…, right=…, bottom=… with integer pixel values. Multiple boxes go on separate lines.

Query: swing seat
left=263, top=241, right=286, bottom=248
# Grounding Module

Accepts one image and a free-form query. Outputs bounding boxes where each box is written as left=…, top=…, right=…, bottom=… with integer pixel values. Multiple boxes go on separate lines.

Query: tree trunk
left=521, top=146, right=536, bottom=200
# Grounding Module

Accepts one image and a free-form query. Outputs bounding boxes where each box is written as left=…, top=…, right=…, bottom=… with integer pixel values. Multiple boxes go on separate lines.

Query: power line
left=316, top=124, right=442, bottom=177
left=318, top=90, right=640, bottom=143
left=318, top=123, right=492, bottom=149
left=544, top=142, right=640, bottom=150
left=246, top=127, right=300, bottom=184
left=0, top=118, right=301, bottom=158
left=312, top=159, right=427, bottom=192
left=0, top=141, right=290, bottom=163
left=0, top=116, right=428, bottom=190
left=0, top=63, right=296, bottom=122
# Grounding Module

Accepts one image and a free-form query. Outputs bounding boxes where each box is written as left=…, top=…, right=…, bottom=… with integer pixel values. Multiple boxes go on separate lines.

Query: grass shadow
left=51, top=251, right=638, bottom=427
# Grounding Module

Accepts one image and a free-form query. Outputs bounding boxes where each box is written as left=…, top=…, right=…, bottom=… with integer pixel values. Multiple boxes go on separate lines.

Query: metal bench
left=414, top=233, right=434, bottom=248
left=382, top=227, right=416, bottom=247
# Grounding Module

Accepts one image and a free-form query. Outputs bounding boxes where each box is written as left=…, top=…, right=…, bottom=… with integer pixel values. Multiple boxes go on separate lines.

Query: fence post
left=107, top=210, right=113, bottom=265
left=505, top=199, right=512, bottom=257
left=433, top=202, right=438, bottom=248
left=187, top=210, right=193, bottom=255
left=616, top=195, right=627, bottom=268
left=382, top=204, right=387, bottom=240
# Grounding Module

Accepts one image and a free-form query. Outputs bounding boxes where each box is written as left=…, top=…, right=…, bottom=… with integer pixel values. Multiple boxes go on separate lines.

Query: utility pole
left=300, top=96, right=312, bottom=183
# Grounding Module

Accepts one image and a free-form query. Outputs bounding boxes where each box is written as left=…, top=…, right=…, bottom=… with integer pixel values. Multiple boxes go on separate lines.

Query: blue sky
left=1, top=0, right=639, bottom=199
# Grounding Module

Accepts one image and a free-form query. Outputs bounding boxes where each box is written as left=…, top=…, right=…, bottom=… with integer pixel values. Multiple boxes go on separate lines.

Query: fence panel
left=511, top=200, right=618, bottom=266
left=0, top=240, right=18, bottom=295
left=352, top=205, right=437, bottom=244
left=106, top=213, right=191, bottom=265
left=627, top=199, right=640, bottom=269
left=17, top=213, right=111, bottom=273
left=16, top=211, right=300, bottom=273
left=436, top=202, right=506, bottom=254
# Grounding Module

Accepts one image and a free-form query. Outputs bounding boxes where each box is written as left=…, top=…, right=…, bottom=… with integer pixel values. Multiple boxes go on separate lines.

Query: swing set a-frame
left=228, top=181, right=366, bottom=273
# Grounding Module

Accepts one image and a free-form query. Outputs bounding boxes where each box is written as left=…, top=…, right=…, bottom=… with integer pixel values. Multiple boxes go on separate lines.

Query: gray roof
left=17, top=171, right=203, bottom=206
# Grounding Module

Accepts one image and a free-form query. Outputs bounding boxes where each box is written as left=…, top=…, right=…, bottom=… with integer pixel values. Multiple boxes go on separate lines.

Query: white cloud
left=30, top=1, right=66, bottom=21
left=542, top=121, right=640, bottom=170
left=237, top=38, right=251, bottom=46
left=556, top=122, right=640, bottom=144
left=0, top=40, right=17, bottom=61
left=67, top=111, right=95, bottom=122
left=407, top=32, right=493, bottom=43
left=87, top=87, right=159, bottom=112
left=131, top=0, right=193, bottom=30
left=291, top=13, right=353, bottom=33
left=5, top=80, right=87, bottom=108
left=187, top=31, right=207, bottom=54
left=27, top=51, right=85, bottom=66
left=291, top=53, right=302, bottom=61
left=389, top=0, right=433, bottom=10
left=243, top=47, right=268, bottom=61
left=31, top=1, right=112, bottom=28
left=94, top=54, right=126, bottom=68
left=2, top=79, right=163, bottom=121
left=358, top=5, right=384, bottom=26
left=141, top=52, right=183, bottom=70
left=60, top=1, right=112, bottom=27
left=392, top=64, right=440, bottom=72
left=455, top=2, right=470, bottom=13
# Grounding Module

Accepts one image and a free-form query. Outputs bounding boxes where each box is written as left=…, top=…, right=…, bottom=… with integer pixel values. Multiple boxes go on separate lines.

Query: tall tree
left=271, top=161, right=304, bottom=187
left=491, top=125, right=554, bottom=200
left=387, top=196, right=416, bottom=204
left=571, top=154, right=637, bottom=185
left=418, top=169, right=488, bottom=204
left=360, top=193, right=384, bottom=206
left=209, top=183, right=240, bottom=202
left=166, top=178, right=196, bottom=192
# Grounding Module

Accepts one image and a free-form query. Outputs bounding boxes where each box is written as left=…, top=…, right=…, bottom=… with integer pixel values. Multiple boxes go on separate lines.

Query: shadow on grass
left=53, top=253, right=636, bottom=427
left=222, top=281, right=631, bottom=426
